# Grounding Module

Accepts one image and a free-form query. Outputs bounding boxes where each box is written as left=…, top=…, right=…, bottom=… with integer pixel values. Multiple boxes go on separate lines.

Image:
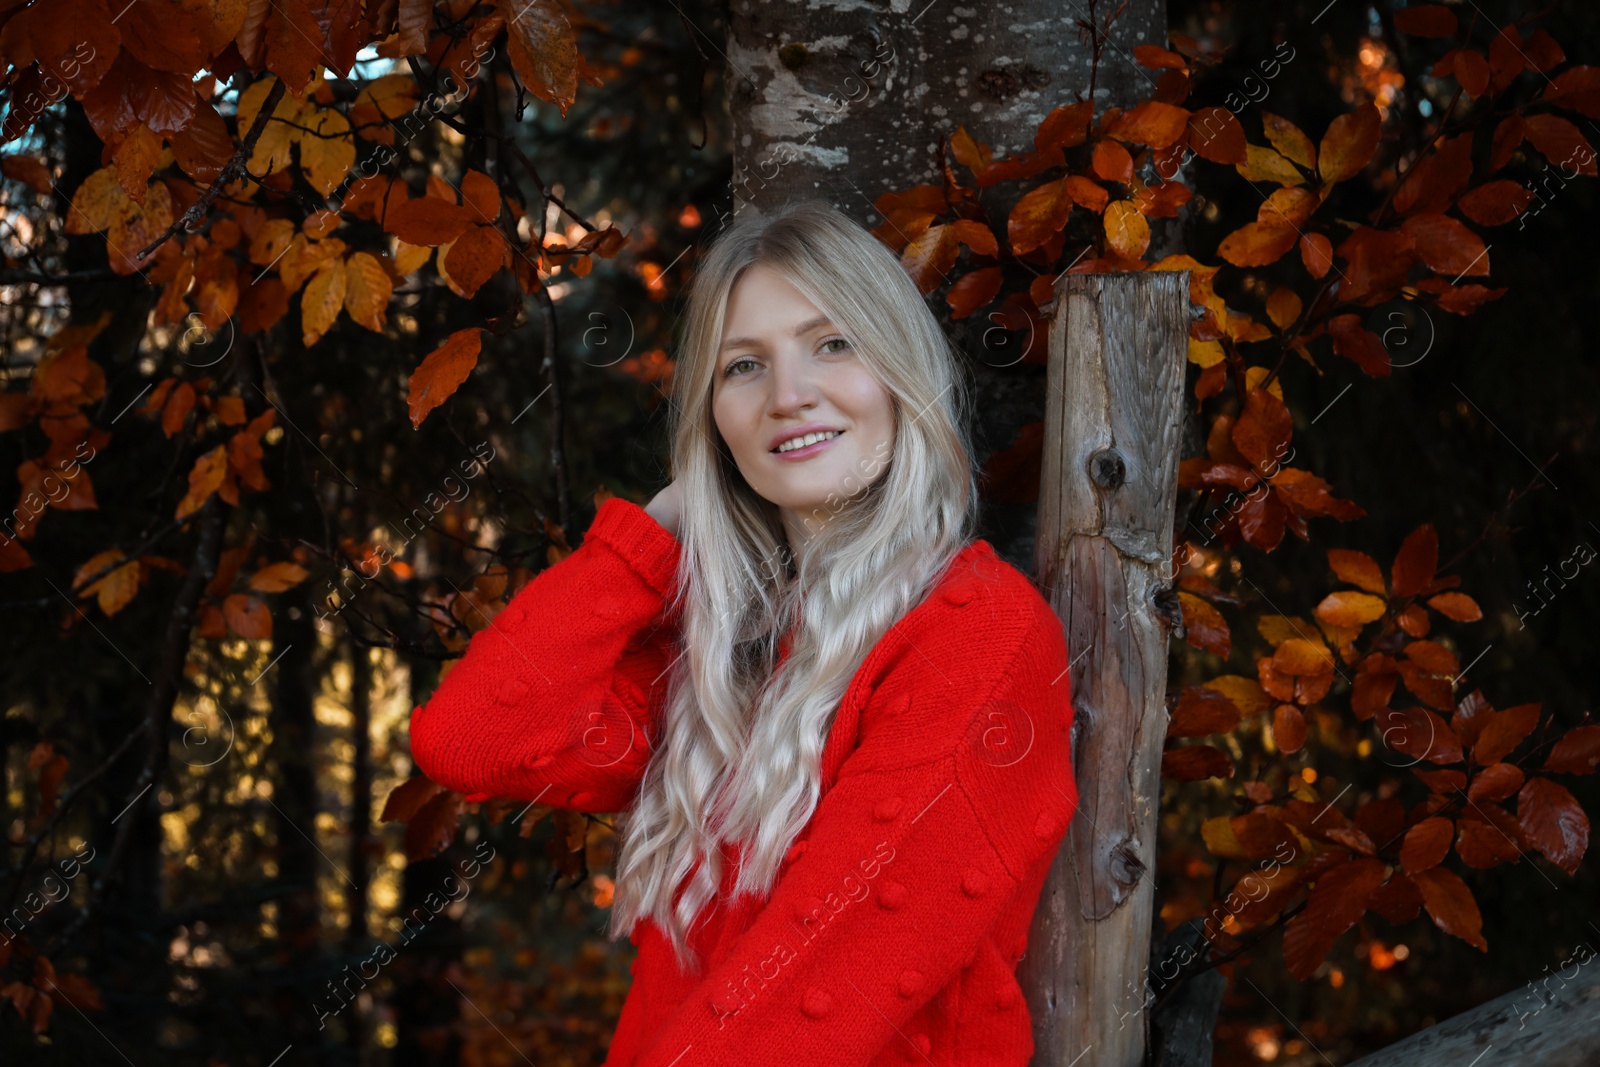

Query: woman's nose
left=766, top=348, right=820, bottom=414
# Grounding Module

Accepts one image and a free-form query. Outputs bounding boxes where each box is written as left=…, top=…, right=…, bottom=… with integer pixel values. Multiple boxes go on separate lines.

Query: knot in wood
left=778, top=43, right=809, bottom=70
left=1088, top=448, right=1126, bottom=490
left=1111, top=841, right=1146, bottom=889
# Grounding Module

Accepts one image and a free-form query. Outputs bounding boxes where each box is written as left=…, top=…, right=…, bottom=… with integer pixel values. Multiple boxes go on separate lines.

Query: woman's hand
left=644, top=480, right=682, bottom=540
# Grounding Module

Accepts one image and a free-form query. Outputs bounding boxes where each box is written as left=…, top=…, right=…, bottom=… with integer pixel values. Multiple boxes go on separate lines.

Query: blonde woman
left=409, top=199, right=1079, bottom=1066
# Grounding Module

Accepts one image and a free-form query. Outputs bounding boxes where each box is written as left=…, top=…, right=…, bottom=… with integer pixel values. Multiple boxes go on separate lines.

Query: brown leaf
left=1169, top=686, right=1242, bottom=738
left=387, top=196, right=472, bottom=246
left=1516, top=777, right=1588, bottom=874
left=380, top=775, right=445, bottom=822
left=404, top=790, right=463, bottom=861
left=1272, top=704, right=1308, bottom=754
left=1543, top=725, right=1600, bottom=776
left=1318, top=103, right=1381, bottom=183
left=1401, top=816, right=1453, bottom=871
left=1474, top=703, right=1539, bottom=765
left=1412, top=866, right=1487, bottom=949
left=1187, top=106, right=1246, bottom=164
left=1281, top=857, right=1387, bottom=979
left=498, top=0, right=580, bottom=117
left=1390, top=524, right=1438, bottom=599
left=1161, top=745, right=1234, bottom=781
left=1399, top=212, right=1489, bottom=276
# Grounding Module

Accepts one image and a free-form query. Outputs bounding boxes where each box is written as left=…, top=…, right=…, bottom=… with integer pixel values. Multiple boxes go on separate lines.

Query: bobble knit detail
left=406, top=497, right=1079, bottom=1067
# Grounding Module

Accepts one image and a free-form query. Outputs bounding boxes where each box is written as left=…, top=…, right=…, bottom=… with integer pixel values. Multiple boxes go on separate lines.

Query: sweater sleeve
left=407, top=497, right=682, bottom=811
left=633, top=594, right=1078, bottom=1067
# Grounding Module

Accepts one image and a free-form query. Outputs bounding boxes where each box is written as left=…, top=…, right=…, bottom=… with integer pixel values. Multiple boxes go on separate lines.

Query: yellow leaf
left=1187, top=337, right=1225, bottom=367
left=300, top=108, right=354, bottom=196
left=112, top=124, right=162, bottom=201
left=1235, top=144, right=1305, bottom=186
left=104, top=180, right=173, bottom=275
left=1265, top=286, right=1302, bottom=331
left=392, top=237, right=431, bottom=275
left=302, top=259, right=347, bottom=346
left=249, top=219, right=297, bottom=265
left=74, top=548, right=141, bottom=616
left=343, top=251, right=393, bottom=332
left=64, top=167, right=123, bottom=234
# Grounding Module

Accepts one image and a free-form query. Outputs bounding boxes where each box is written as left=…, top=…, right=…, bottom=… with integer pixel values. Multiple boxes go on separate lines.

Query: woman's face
left=712, top=263, right=895, bottom=550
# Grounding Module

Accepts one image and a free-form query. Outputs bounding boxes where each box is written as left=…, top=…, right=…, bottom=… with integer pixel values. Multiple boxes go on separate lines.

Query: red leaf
left=1401, top=816, right=1453, bottom=871
left=1161, top=745, right=1234, bottom=781
left=387, top=196, right=472, bottom=246
left=1281, top=858, right=1387, bottom=979
left=1522, top=114, right=1598, bottom=177
left=1517, top=777, right=1589, bottom=874
left=1399, top=213, right=1489, bottom=276
left=1188, top=107, right=1246, bottom=165
left=1390, top=524, right=1437, bottom=598
left=1474, top=702, right=1539, bottom=765
left=1467, top=762, right=1526, bottom=803
left=1169, top=686, right=1242, bottom=739
left=1327, top=314, right=1391, bottom=377
left=1412, top=866, right=1487, bottom=950
left=1544, top=725, right=1600, bottom=775
left=1455, top=181, right=1535, bottom=227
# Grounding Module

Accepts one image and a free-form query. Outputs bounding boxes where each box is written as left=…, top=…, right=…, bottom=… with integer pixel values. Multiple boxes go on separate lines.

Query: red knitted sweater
left=408, top=497, right=1079, bottom=1066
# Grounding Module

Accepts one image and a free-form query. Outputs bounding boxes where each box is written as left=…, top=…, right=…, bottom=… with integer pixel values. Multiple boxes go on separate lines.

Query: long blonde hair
left=607, top=200, right=980, bottom=971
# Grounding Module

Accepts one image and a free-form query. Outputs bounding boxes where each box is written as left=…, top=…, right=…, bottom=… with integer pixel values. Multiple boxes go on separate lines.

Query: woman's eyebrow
left=719, top=314, right=835, bottom=352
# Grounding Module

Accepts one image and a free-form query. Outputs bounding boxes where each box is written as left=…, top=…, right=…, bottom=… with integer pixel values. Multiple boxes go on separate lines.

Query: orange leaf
left=1455, top=181, right=1535, bottom=227
left=1102, top=200, right=1149, bottom=259
left=1328, top=548, right=1386, bottom=595
left=444, top=225, right=508, bottom=299
left=1186, top=106, right=1246, bottom=164
left=176, top=445, right=228, bottom=520
left=74, top=548, right=141, bottom=616
left=1326, top=314, right=1391, bottom=377
left=1035, top=102, right=1093, bottom=152
left=1412, top=866, right=1487, bottom=949
left=1108, top=101, right=1190, bottom=148
left=223, top=593, right=272, bottom=639
left=1272, top=704, right=1307, bottom=753
left=1177, top=592, right=1229, bottom=657
left=1299, top=232, right=1333, bottom=278
left=1522, top=114, right=1598, bottom=177
left=1426, top=591, right=1481, bottom=621
left=0, top=154, right=52, bottom=194
left=461, top=168, right=502, bottom=223
left=498, top=0, right=580, bottom=118
left=1399, top=213, right=1489, bottom=276
left=1318, top=103, right=1381, bottom=184
left=408, top=328, right=483, bottom=428
left=946, top=267, right=1002, bottom=320
left=386, top=196, right=472, bottom=246
left=111, top=124, right=162, bottom=200
left=1314, top=590, right=1386, bottom=628
left=1092, top=140, right=1134, bottom=184
left=1236, top=144, right=1304, bottom=186
left=1218, top=220, right=1297, bottom=267
left=249, top=562, right=310, bottom=593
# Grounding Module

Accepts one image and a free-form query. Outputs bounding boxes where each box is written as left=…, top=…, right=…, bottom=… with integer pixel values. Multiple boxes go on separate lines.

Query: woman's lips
left=771, top=430, right=843, bottom=461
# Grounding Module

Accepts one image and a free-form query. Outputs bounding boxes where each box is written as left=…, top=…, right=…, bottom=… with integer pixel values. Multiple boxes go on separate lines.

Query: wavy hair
left=607, top=199, right=981, bottom=972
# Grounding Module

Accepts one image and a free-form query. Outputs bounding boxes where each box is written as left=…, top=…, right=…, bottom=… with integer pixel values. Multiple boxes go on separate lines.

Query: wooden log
left=1343, top=964, right=1600, bottom=1067
left=1023, top=271, right=1192, bottom=1066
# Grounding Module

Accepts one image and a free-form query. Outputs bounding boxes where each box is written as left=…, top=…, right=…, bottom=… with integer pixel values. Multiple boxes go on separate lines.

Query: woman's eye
left=821, top=337, right=853, bottom=354
left=724, top=357, right=757, bottom=377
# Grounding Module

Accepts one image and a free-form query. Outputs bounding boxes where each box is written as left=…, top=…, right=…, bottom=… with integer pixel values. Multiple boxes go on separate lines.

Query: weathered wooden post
left=1024, top=270, right=1191, bottom=1066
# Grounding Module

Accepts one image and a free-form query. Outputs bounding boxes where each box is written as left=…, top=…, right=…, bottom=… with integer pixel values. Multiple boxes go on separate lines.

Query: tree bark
left=1026, top=271, right=1189, bottom=1066
left=725, top=0, right=1168, bottom=571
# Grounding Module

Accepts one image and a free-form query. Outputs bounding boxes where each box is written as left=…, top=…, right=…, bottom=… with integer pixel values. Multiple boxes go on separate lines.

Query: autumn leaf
left=387, top=196, right=472, bottom=246
left=381, top=775, right=445, bottom=822
left=1399, top=213, right=1489, bottom=276
left=1262, top=112, right=1316, bottom=170
left=1412, top=866, right=1487, bottom=949
left=498, top=0, right=580, bottom=118
left=1315, top=590, right=1386, bottom=628
left=300, top=108, right=355, bottom=195
left=1318, top=103, right=1381, bottom=184
left=343, top=252, right=393, bottom=332
left=1272, top=704, right=1308, bottom=753
left=1474, top=703, right=1539, bottom=765
left=74, top=548, right=141, bottom=616
left=1282, top=858, right=1387, bottom=979
left=1168, top=686, right=1241, bottom=738
left=1427, top=591, right=1481, bottom=621
left=1107, top=101, right=1190, bottom=148
left=1236, top=144, right=1304, bottom=186
left=1401, top=817, right=1453, bottom=871
left=1103, top=200, right=1150, bottom=259
left=1187, top=106, right=1246, bottom=164
left=1008, top=179, right=1075, bottom=257
left=1455, top=181, right=1535, bottom=226
left=409, top=328, right=483, bottom=428
left=1510, top=777, right=1587, bottom=876
left=249, top=562, right=311, bottom=593
left=947, top=267, right=1003, bottom=320
left=1390, top=524, right=1438, bottom=599
left=301, top=259, right=348, bottom=346
left=1543, top=726, right=1600, bottom=776
left=177, top=445, right=228, bottom=520
left=1161, top=745, right=1234, bottom=781
left=1177, top=591, right=1229, bottom=657
left=444, top=225, right=510, bottom=299
left=223, top=593, right=272, bottom=639
left=1092, top=140, right=1134, bottom=184
left=404, top=790, right=463, bottom=860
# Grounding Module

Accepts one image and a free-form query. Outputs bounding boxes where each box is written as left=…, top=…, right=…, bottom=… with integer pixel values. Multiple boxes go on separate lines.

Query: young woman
left=408, top=200, right=1079, bottom=1066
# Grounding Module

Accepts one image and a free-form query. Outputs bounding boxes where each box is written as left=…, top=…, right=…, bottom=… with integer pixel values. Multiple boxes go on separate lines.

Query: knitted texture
left=408, top=497, right=1079, bottom=1066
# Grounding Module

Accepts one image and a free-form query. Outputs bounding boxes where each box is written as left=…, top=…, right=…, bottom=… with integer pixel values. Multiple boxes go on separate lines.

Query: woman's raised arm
left=407, top=496, right=683, bottom=811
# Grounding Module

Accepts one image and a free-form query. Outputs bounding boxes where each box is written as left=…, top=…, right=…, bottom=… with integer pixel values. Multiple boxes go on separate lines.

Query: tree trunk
left=725, top=0, right=1168, bottom=569
left=1026, top=271, right=1190, bottom=1066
